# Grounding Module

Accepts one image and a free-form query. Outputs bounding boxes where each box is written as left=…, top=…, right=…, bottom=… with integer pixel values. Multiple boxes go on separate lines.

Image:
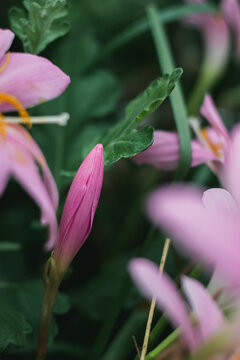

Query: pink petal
left=129, top=258, right=197, bottom=349
left=7, top=125, right=58, bottom=209
left=222, top=129, right=240, bottom=206
left=133, top=130, right=216, bottom=170
left=9, top=143, right=58, bottom=249
left=201, top=95, right=230, bottom=146
left=54, top=144, right=104, bottom=271
left=182, top=276, right=224, bottom=342
left=0, top=53, right=70, bottom=112
left=221, top=0, right=240, bottom=58
left=0, top=141, right=11, bottom=194
left=146, top=185, right=240, bottom=288
left=202, top=188, right=238, bottom=214
left=0, top=29, right=14, bottom=60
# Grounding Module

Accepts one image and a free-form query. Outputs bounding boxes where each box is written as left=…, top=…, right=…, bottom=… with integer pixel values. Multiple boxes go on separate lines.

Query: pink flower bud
left=53, top=144, right=104, bottom=274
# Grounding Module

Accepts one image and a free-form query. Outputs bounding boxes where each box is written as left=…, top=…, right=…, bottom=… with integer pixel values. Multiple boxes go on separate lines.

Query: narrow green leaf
left=9, top=0, right=70, bottom=54
left=0, top=242, right=21, bottom=252
left=102, top=68, right=183, bottom=165
left=147, top=5, right=192, bottom=180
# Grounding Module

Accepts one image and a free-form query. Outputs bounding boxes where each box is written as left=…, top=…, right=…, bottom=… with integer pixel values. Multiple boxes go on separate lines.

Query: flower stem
left=36, top=257, right=60, bottom=360
left=140, top=238, right=171, bottom=360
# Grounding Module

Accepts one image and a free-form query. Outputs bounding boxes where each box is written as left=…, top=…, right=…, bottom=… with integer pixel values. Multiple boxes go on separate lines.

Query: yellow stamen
left=233, top=351, right=240, bottom=360
left=0, top=52, right=11, bottom=75
left=0, top=113, right=7, bottom=139
left=200, top=128, right=223, bottom=157
left=0, top=93, right=31, bottom=128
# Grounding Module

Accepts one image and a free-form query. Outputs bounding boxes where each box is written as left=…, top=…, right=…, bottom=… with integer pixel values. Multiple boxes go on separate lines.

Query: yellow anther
left=0, top=113, right=7, bottom=139
left=0, top=52, right=11, bottom=75
left=201, top=128, right=223, bottom=158
left=0, top=93, right=31, bottom=128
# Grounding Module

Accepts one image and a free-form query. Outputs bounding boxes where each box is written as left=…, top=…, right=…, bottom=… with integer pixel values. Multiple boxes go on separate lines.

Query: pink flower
left=184, top=0, right=230, bottom=72
left=133, top=130, right=216, bottom=170
left=221, top=0, right=240, bottom=59
left=146, top=128, right=240, bottom=288
left=0, top=124, right=58, bottom=250
left=129, top=258, right=225, bottom=351
left=53, top=144, right=104, bottom=274
left=0, top=29, right=70, bottom=112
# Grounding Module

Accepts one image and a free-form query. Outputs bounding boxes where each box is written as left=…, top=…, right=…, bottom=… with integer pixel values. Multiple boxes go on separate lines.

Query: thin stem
left=140, top=238, right=171, bottom=360
left=36, top=258, right=60, bottom=360
left=146, top=329, right=180, bottom=360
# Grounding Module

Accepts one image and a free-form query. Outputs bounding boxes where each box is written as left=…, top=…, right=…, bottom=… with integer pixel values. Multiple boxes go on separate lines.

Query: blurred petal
left=201, top=95, right=230, bottom=145
left=9, top=144, right=58, bottom=249
left=0, top=53, right=70, bottom=112
left=0, top=29, right=14, bottom=60
left=0, top=141, right=11, bottom=194
left=7, top=125, right=58, bottom=209
left=133, top=131, right=216, bottom=170
left=222, top=129, right=240, bottom=206
left=182, top=276, right=224, bottom=342
left=202, top=188, right=238, bottom=214
left=129, top=258, right=197, bottom=349
left=146, top=185, right=240, bottom=288
left=222, top=0, right=240, bottom=58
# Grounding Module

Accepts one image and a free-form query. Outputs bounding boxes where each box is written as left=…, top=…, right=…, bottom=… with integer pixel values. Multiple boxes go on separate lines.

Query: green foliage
left=9, top=0, right=70, bottom=54
left=102, top=68, right=183, bottom=165
left=0, top=280, right=70, bottom=352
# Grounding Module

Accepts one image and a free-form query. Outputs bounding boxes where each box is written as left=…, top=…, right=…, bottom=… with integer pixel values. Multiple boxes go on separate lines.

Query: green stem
left=147, top=4, right=192, bottom=180
left=146, top=329, right=180, bottom=360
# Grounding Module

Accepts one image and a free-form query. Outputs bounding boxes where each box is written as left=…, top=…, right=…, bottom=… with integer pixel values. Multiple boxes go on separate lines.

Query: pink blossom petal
left=146, top=185, right=240, bottom=288
left=202, top=188, right=238, bottom=214
left=0, top=53, right=70, bottom=112
left=7, top=125, right=58, bottom=209
left=0, top=29, right=14, bottom=61
left=222, top=129, right=240, bottom=206
left=9, top=144, right=58, bottom=249
left=0, top=141, right=11, bottom=194
left=201, top=95, right=230, bottom=146
left=133, top=131, right=216, bottom=170
left=129, top=258, right=197, bottom=349
left=222, top=0, right=240, bottom=58
left=182, top=276, right=224, bottom=342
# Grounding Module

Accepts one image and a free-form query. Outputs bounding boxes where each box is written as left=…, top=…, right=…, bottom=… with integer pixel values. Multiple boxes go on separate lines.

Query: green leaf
left=9, top=0, right=70, bottom=54
left=102, top=68, right=183, bottom=165
left=0, top=242, right=21, bottom=252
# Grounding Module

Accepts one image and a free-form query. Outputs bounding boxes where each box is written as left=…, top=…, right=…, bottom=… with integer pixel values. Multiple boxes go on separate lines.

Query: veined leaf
left=102, top=68, right=183, bottom=165
left=9, top=0, right=70, bottom=54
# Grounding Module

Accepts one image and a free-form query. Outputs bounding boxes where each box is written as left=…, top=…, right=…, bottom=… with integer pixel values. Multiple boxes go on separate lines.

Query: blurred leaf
left=0, top=301, right=32, bottom=352
left=9, top=0, right=70, bottom=54
left=0, top=280, right=70, bottom=352
left=0, top=242, right=21, bottom=252
left=102, top=68, right=183, bottom=165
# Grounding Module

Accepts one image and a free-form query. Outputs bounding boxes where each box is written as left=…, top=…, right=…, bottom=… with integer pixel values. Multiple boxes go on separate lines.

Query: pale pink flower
left=133, top=130, right=216, bottom=170
left=53, top=144, right=104, bottom=274
left=129, top=258, right=225, bottom=351
left=0, top=124, right=58, bottom=249
left=146, top=128, right=240, bottom=288
left=184, top=0, right=230, bottom=73
left=0, top=29, right=70, bottom=112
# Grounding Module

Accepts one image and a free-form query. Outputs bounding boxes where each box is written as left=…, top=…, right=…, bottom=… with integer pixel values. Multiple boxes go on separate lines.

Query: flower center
left=0, top=93, right=31, bottom=139
left=200, top=128, right=224, bottom=158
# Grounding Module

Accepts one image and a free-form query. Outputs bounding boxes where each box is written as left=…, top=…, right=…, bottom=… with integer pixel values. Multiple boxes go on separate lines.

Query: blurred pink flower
left=0, top=29, right=70, bottom=112
left=133, top=130, right=216, bottom=170
left=129, top=258, right=225, bottom=351
left=221, top=0, right=240, bottom=59
left=0, top=124, right=58, bottom=250
left=184, top=0, right=230, bottom=73
left=146, top=129, right=240, bottom=288
left=53, top=144, right=104, bottom=274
